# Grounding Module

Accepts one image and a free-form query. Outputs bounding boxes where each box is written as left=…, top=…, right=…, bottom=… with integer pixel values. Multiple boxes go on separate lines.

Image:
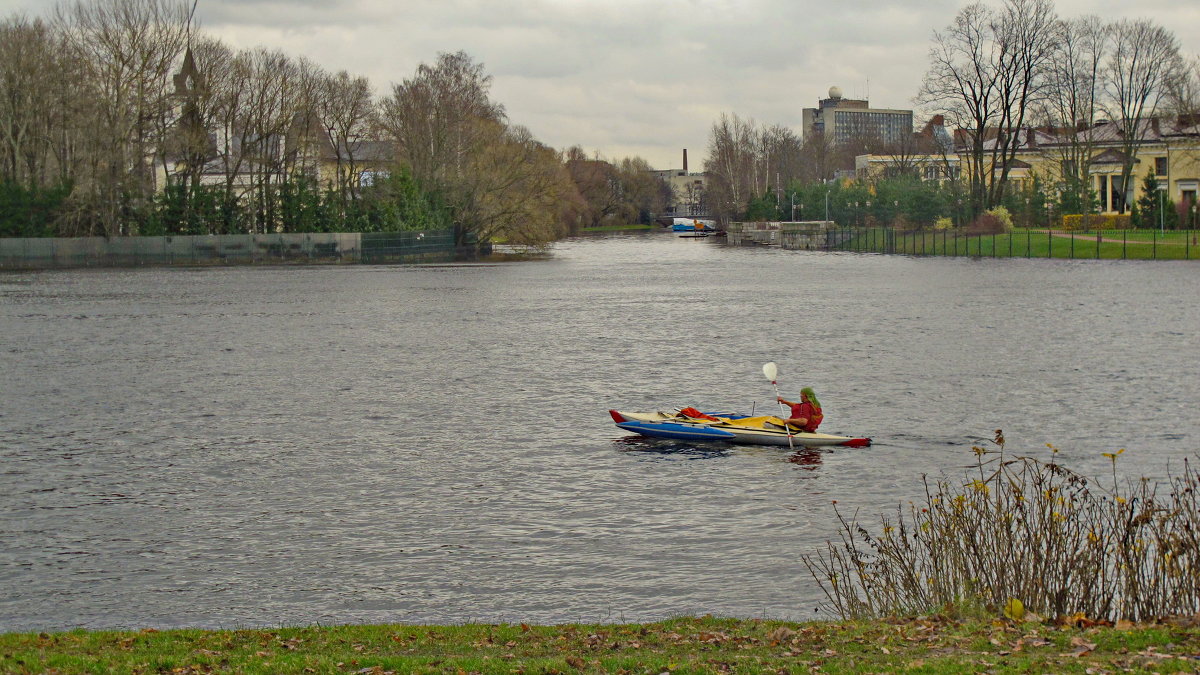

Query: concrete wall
left=727, top=221, right=834, bottom=249
left=0, top=230, right=458, bottom=270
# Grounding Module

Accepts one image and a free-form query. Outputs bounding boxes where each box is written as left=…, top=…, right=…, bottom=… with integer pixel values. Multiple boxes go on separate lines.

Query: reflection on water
left=1, top=231, right=1198, bottom=631
left=611, top=436, right=734, bottom=459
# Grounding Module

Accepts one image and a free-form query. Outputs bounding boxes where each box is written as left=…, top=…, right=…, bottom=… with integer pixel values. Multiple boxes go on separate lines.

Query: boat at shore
left=609, top=409, right=871, bottom=448
left=670, top=218, right=716, bottom=232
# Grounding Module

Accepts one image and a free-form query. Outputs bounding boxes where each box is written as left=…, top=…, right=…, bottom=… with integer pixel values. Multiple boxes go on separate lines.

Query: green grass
left=3, top=616, right=1199, bottom=673
left=837, top=228, right=1200, bottom=260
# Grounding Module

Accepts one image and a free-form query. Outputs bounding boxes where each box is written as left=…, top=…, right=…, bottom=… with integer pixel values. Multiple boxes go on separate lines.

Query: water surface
left=2, top=231, right=1198, bottom=631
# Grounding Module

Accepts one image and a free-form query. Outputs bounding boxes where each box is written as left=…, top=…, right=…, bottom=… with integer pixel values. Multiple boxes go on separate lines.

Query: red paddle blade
left=839, top=437, right=872, bottom=448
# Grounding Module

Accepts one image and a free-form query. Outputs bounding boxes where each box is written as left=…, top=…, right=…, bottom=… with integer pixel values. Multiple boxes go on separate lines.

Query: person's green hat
left=801, top=387, right=820, bottom=409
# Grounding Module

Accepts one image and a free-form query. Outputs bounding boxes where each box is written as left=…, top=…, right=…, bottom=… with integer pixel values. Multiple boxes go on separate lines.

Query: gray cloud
left=0, top=0, right=1196, bottom=170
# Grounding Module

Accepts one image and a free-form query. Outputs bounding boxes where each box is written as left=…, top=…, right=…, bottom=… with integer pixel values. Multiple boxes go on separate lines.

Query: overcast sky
left=3, top=0, right=1198, bottom=170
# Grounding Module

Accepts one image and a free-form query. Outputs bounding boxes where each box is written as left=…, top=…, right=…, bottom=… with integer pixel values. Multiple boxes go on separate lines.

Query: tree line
left=0, top=0, right=668, bottom=245
left=704, top=0, right=1200, bottom=229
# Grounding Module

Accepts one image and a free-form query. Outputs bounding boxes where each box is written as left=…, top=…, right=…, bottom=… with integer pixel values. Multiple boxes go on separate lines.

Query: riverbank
left=835, top=227, right=1200, bottom=260
left=4, top=615, right=1199, bottom=674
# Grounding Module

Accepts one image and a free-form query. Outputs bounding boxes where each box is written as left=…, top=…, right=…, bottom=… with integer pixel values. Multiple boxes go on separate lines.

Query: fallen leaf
left=1068, top=636, right=1097, bottom=657
left=1003, top=598, right=1025, bottom=622
left=1071, top=637, right=1097, bottom=650
left=767, top=627, right=796, bottom=644
left=565, top=656, right=585, bottom=669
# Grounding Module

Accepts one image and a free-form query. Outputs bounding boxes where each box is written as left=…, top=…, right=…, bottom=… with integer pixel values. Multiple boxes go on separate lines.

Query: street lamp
left=1159, top=187, right=1165, bottom=233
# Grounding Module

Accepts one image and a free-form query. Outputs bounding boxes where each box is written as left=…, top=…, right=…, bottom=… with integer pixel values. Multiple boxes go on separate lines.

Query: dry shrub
left=964, top=208, right=1013, bottom=235
left=803, top=432, right=1200, bottom=622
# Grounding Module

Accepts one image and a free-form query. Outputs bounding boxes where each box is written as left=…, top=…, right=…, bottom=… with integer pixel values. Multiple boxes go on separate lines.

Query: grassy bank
left=3, top=615, right=1199, bottom=674
left=838, top=228, right=1200, bottom=260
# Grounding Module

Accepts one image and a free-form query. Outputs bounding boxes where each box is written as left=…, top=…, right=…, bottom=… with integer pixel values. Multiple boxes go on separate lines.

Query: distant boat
left=671, top=218, right=716, bottom=232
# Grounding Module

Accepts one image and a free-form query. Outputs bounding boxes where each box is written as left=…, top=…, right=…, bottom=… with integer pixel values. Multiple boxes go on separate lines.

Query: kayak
left=609, top=409, right=871, bottom=448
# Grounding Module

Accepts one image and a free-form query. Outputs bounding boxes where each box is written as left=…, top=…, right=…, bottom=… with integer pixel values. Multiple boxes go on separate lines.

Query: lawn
left=839, top=228, right=1200, bottom=260
left=3, top=615, right=1199, bottom=674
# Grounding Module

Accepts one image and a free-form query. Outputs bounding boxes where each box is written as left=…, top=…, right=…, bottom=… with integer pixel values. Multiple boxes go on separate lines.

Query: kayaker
left=777, top=387, right=823, bottom=432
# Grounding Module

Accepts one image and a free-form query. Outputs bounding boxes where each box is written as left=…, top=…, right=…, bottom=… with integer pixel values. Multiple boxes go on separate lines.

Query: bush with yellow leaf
left=803, top=432, right=1200, bottom=623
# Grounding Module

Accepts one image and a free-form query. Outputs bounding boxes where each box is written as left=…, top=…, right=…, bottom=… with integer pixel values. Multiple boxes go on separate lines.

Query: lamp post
left=1159, top=187, right=1165, bottom=233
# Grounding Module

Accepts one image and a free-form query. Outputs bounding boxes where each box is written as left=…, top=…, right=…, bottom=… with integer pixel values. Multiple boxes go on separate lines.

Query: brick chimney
left=683, top=149, right=688, bottom=172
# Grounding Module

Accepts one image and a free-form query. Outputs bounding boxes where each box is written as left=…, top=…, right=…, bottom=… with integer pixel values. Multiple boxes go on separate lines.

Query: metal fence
left=827, top=228, right=1199, bottom=261
left=0, top=230, right=460, bottom=270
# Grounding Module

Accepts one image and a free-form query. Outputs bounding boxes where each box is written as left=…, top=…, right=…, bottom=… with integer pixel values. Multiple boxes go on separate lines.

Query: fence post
left=1070, top=230, right=1074, bottom=259
left=1047, top=229, right=1052, bottom=258
left=1152, top=228, right=1157, bottom=259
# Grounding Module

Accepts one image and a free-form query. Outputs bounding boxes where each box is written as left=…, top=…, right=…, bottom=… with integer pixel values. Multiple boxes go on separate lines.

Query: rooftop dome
left=828, top=86, right=843, bottom=100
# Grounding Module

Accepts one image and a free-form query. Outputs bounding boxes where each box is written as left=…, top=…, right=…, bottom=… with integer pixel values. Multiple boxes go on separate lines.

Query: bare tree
left=988, top=0, right=1058, bottom=206
left=797, top=130, right=837, bottom=184
left=0, top=17, right=66, bottom=190
left=381, top=52, right=573, bottom=247
left=1100, top=18, right=1181, bottom=212
left=919, top=0, right=1057, bottom=217
left=313, top=69, right=376, bottom=206
left=380, top=51, right=504, bottom=196
left=54, top=0, right=191, bottom=234
left=703, top=113, right=802, bottom=221
left=1164, top=54, right=1200, bottom=118
left=1037, top=15, right=1107, bottom=215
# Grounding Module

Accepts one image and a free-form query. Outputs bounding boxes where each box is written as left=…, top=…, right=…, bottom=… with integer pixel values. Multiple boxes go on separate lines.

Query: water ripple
left=1, top=232, right=1198, bottom=631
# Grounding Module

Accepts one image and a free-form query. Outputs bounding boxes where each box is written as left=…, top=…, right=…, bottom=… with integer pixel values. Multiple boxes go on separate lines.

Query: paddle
left=762, top=362, right=794, bottom=450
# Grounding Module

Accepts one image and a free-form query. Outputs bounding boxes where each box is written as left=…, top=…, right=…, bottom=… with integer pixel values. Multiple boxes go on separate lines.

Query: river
left=1, top=230, right=1198, bottom=631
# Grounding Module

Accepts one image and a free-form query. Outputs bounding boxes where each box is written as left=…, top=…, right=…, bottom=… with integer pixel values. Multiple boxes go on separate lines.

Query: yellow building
left=856, top=117, right=1200, bottom=215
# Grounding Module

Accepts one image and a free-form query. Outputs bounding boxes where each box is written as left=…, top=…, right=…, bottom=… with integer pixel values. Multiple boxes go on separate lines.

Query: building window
left=1155, top=156, right=1168, bottom=176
